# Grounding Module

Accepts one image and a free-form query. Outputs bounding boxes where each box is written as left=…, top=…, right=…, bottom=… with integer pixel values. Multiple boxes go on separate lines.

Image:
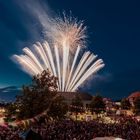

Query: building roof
left=58, top=92, right=92, bottom=101
left=103, top=98, right=112, bottom=102
left=128, top=91, right=140, bottom=99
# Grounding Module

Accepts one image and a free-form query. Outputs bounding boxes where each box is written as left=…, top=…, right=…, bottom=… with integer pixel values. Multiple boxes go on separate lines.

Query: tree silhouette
left=48, top=96, right=68, bottom=120
left=90, top=95, right=105, bottom=114
left=6, top=70, right=68, bottom=120
left=121, top=98, right=131, bottom=110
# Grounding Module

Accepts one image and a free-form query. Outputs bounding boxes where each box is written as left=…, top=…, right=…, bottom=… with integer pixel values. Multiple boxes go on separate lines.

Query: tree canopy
left=90, top=95, right=105, bottom=113
left=121, top=98, right=131, bottom=110
left=6, top=70, right=68, bottom=120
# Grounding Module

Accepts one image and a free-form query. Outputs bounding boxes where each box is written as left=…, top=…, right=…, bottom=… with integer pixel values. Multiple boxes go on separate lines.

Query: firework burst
left=48, top=15, right=87, bottom=50
left=13, top=15, right=104, bottom=92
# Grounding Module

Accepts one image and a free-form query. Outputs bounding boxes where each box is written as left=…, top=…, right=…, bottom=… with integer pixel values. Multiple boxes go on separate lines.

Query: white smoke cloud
left=79, top=72, right=112, bottom=91
left=14, top=0, right=55, bottom=43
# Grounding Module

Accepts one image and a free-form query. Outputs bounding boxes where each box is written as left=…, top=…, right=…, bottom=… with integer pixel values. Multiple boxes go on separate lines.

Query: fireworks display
left=13, top=15, right=105, bottom=92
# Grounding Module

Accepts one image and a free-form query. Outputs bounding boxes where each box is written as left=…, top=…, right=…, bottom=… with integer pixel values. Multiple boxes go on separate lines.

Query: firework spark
left=46, top=14, right=87, bottom=50
left=13, top=15, right=104, bottom=92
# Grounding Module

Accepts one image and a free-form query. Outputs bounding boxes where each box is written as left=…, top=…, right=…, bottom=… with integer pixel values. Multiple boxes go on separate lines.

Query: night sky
left=0, top=0, right=140, bottom=101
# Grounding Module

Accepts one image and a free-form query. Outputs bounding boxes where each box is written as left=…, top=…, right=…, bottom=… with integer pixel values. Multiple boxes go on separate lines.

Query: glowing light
left=13, top=40, right=104, bottom=92
left=13, top=15, right=105, bottom=92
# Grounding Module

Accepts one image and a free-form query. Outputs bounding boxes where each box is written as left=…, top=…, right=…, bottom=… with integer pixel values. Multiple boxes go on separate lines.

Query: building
left=128, top=91, right=140, bottom=106
left=58, top=92, right=93, bottom=107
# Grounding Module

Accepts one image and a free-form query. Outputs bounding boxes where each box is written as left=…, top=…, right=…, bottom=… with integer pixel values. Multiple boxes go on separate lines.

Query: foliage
left=6, top=70, right=68, bottom=120
left=90, top=95, right=105, bottom=114
left=5, top=103, right=17, bottom=121
left=70, top=94, right=84, bottom=113
left=48, top=96, right=68, bottom=120
left=121, top=98, right=131, bottom=110
left=134, top=97, right=140, bottom=114
left=5, top=103, right=17, bottom=116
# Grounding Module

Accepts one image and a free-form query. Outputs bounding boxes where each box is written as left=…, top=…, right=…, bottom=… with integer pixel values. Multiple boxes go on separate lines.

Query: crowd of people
left=0, top=117, right=140, bottom=140
left=0, top=126, right=22, bottom=140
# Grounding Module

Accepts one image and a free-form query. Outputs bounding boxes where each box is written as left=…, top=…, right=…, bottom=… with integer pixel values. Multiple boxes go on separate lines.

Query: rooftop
left=58, top=92, right=93, bottom=101
left=128, top=91, right=140, bottom=99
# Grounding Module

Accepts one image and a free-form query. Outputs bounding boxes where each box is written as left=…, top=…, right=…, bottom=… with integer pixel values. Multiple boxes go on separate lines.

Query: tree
left=70, top=94, right=84, bottom=113
left=48, top=96, right=68, bottom=120
left=5, top=103, right=17, bottom=117
left=121, top=98, right=131, bottom=110
left=90, top=95, right=105, bottom=114
left=6, top=70, right=68, bottom=120
left=134, top=97, right=140, bottom=114
left=5, top=103, right=17, bottom=122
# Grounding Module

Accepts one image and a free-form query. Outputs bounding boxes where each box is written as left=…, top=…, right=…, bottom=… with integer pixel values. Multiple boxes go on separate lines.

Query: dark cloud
left=80, top=69, right=140, bottom=100
left=0, top=86, right=21, bottom=102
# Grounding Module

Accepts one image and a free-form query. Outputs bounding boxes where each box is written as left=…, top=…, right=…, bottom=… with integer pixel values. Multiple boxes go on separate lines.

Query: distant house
left=58, top=92, right=93, bottom=107
left=128, top=91, right=140, bottom=106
